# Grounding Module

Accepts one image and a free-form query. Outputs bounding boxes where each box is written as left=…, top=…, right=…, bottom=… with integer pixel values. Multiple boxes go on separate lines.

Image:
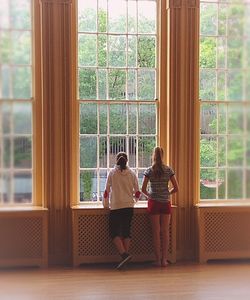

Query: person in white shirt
left=103, top=152, right=141, bottom=269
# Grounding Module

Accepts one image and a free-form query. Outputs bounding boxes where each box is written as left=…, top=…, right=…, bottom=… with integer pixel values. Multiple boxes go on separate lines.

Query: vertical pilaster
left=167, top=0, right=200, bottom=259
left=40, top=0, right=73, bottom=265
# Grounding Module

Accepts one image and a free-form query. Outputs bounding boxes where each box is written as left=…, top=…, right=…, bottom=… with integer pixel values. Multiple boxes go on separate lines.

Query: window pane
left=218, top=169, right=226, bottom=199
left=80, top=170, right=97, bottom=201
left=138, top=36, right=156, bottom=68
left=80, top=103, right=97, bottom=134
left=78, top=0, right=97, bottom=32
left=218, top=136, right=226, bottom=167
left=78, top=34, right=97, bottom=66
left=1, top=66, right=11, bottom=98
left=200, top=137, right=217, bottom=168
left=80, top=137, right=97, bottom=168
left=14, top=137, right=32, bottom=168
left=99, top=104, right=107, bottom=134
left=108, top=69, right=126, bottom=100
left=98, top=0, right=107, bottom=33
left=13, top=67, right=32, bottom=99
left=1, top=103, right=11, bottom=134
left=98, top=69, right=107, bottom=99
left=108, top=0, right=126, bottom=33
left=99, top=137, right=107, bottom=168
left=128, top=36, right=137, bottom=67
left=128, top=104, right=137, bottom=134
left=227, top=137, right=244, bottom=167
left=109, top=104, right=126, bottom=134
left=138, top=136, right=156, bottom=168
left=200, top=169, right=217, bottom=200
left=200, top=3, right=217, bottom=36
left=227, top=169, right=243, bottom=199
left=14, top=173, right=32, bottom=204
left=13, top=103, right=32, bottom=134
left=10, top=0, right=31, bottom=30
left=228, top=105, right=243, bottom=134
left=79, top=68, right=97, bottom=99
left=3, top=138, right=11, bottom=168
left=200, top=37, right=216, bottom=69
left=138, top=70, right=155, bottom=100
left=138, top=1, right=156, bottom=34
left=200, top=69, right=216, bottom=100
left=247, top=170, right=250, bottom=198
left=109, top=35, right=126, bottom=67
left=218, top=105, right=226, bottom=134
left=128, top=70, right=136, bottom=100
left=200, top=104, right=217, bottom=135
left=0, top=174, right=11, bottom=204
left=98, top=35, right=107, bottom=67
left=227, top=70, right=243, bottom=101
left=109, top=136, right=126, bottom=167
left=139, top=104, right=156, bottom=134
left=128, top=136, right=137, bottom=168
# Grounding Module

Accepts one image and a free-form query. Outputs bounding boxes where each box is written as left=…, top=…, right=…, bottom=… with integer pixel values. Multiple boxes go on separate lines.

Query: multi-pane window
left=199, top=0, right=250, bottom=200
left=0, top=0, right=33, bottom=205
left=78, top=0, right=158, bottom=202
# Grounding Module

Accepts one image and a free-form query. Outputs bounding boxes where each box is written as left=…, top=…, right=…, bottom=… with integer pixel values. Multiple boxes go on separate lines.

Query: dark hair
left=152, top=147, right=164, bottom=177
left=116, top=152, right=128, bottom=171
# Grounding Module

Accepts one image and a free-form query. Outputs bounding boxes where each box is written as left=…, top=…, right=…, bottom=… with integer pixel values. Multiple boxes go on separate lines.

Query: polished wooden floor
left=1, top=261, right=250, bottom=299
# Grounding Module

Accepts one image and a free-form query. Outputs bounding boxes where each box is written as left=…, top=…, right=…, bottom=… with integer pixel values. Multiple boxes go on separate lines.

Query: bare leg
left=150, top=214, right=161, bottom=266
left=123, top=238, right=131, bottom=253
left=160, top=214, right=171, bottom=267
left=113, top=236, right=126, bottom=255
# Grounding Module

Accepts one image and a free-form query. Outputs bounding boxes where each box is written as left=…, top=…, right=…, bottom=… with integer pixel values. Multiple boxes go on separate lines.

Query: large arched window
left=77, top=0, right=158, bottom=203
left=199, top=0, right=250, bottom=201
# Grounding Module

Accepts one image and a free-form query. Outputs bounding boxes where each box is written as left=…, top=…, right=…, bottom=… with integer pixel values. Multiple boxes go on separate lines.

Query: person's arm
left=169, top=175, right=179, bottom=195
left=133, top=175, right=141, bottom=201
left=103, top=174, right=111, bottom=209
left=141, top=176, right=150, bottom=198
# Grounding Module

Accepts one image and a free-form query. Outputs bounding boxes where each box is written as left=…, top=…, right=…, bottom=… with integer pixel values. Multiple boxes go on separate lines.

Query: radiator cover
left=72, top=206, right=176, bottom=266
left=197, top=205, right=250, bottom=263
left=0, top=208, right=48, bottom=267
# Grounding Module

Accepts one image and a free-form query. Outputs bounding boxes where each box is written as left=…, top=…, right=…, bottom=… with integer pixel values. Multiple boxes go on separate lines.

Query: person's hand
left=135, top=191, right=141, bottom=201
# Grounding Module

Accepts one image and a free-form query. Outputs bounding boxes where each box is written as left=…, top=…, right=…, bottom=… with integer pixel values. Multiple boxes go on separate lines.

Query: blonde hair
left=152, top=147, right=164, bottom=177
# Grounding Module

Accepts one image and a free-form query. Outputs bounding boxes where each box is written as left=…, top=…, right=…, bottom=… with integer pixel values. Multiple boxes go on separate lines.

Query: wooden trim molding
left=40, top=0, right=72, bottom=4
left=40, top=0, right=73, bottom=265
left=167, top=0, right=199, bottom=8
left=167, top=0, right=200, bottom=259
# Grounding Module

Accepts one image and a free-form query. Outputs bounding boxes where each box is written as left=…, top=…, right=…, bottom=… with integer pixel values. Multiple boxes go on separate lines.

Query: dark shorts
left=147, top=199, right=171, bottom=215
left=109, top=207, right=134, bottom=239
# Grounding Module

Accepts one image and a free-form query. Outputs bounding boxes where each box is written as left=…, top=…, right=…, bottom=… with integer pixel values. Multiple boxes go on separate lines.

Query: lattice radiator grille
left=72, top=207, right=176, bottom=266
left=0, top=210, right=48, bottom=267
left=198, top=207, right=250, bottom=263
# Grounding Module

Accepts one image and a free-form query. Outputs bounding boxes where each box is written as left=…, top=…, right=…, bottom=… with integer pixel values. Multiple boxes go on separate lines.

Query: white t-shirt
left=105, top=166, right=139, bottom=210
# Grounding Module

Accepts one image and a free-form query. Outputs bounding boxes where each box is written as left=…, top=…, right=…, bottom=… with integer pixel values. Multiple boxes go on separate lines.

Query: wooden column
left=167, top=0, right=200, bottom=260
left=40, top=0, right=73, bottom=265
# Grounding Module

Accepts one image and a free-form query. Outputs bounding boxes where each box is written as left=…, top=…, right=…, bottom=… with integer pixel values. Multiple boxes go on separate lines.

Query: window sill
left=72, top=201, right=148, bottom=210
left=72, top=202, right=177, bottom=210
left=0, top=206, right=48, bottom=213
left=196, top=201, right=250, bottom=208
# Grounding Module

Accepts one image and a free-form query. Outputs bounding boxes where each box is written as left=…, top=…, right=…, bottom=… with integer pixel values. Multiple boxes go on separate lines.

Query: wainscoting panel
left=72, top=206, right=176, bottom=266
